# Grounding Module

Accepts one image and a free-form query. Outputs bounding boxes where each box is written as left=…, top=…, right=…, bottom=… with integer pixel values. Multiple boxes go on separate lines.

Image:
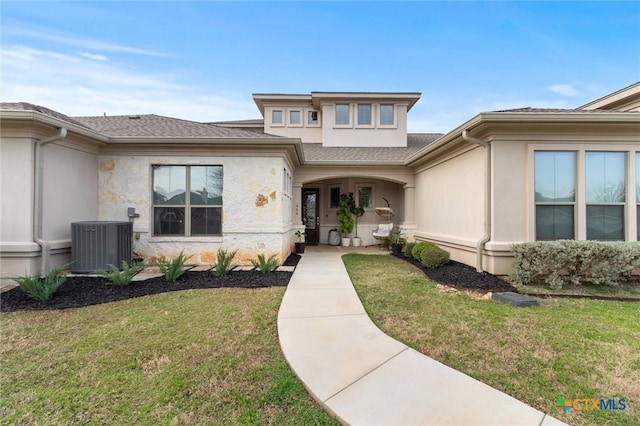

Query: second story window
left=380, top=104, right=394, bottom=125
left=335, top=104, right=350, bottom=126
left=308, top=110, right=319, bottom=125
left=289, top=110, right=301, bottom=125
left=272, top=110, right=283, bottom=125
left=357, top=104, right=372, bottom=125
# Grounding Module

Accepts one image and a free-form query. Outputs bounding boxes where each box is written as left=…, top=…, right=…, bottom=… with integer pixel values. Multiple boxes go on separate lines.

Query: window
left=586, top=152, right=626, bottom=240
left=356, top=185, right=373, bottom=208
left=289, top=110, right=301, bottom=125
left=335, top=104, right=350, bottom=125
left=153, top=165, right=222, bottom=236
left=380, top=104, right=394, bottom=126
left=272, top=110, right=283, bottom=125
left=308, top=110, right=319, bottom=125
left=357, top=104, right=372, bottom=126
left=534, top=152, right=576, bottom=240
left=329, top=187, right=341, bottom=209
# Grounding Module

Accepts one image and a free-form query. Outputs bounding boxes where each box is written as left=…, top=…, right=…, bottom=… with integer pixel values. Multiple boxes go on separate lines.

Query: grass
left=1, top=287, right=338, bottom=425
left=343, top=254, right=640, bottom=426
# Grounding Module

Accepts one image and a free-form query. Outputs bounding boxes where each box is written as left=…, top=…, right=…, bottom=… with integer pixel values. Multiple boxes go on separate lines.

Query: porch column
left=402, top=184, right=416, bottom=227
left=293, top=184, right=303, bottom=226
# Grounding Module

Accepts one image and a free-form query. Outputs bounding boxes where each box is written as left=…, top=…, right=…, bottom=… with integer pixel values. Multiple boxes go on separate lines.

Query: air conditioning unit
left=71, top=221, right=133, bottom=273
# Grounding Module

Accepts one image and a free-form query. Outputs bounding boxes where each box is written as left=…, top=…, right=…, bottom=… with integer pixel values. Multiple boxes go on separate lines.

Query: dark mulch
left=393, top=254, right=517, bottom=293
left=1, top=254, right=301, bottom=313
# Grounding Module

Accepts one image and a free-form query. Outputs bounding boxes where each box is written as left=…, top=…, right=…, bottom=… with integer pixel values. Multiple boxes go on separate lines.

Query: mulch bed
left=1, top=254, right=301, bottom=313
left=393, top=254, right=517, bottom=293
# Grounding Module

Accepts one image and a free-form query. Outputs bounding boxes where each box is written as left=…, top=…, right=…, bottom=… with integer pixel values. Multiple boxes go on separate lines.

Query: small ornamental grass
left=252, top=253, right=279, bottom=274
left=212, top=249, right=237, bottom=277
left=157, top=251, right=189, bottom=282
left=13, top=265, right=67, bottom=301
left=98, top=260, right=143, bottom=287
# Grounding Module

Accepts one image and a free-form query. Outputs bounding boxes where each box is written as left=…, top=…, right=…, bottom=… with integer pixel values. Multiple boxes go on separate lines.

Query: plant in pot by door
left=351, top=204, right=365, bottom=247
left=390, top=228, right=404, bottom=255
left=294, top=230, right=305, bottom=254
left=328, top=228, right=341, bottom=246
left=336, top=194, right=355, bottom=247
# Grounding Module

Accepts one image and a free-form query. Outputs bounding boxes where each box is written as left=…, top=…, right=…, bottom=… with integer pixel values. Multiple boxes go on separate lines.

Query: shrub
left=511, top=241, right=640, bottom=289
left=213, top=249, right=237, bottom=277
left=99, top=260, right=143, bottom=287
left=14, top=265, right=67, bottom=301
left=158, top=251, right=189, bottom=282
left=404, top=242, right=416, bottom=258
left=419, top=245, right=450, bottom=268
left=251, top=253, right=279, bottom=274
left=410, top=241, right=436, bottom=260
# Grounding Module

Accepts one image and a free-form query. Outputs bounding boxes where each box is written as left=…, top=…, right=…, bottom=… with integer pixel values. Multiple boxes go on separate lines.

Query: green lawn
left=343, top=254, right=640, bottom=426
left=1, top=287, right=338, bottom=425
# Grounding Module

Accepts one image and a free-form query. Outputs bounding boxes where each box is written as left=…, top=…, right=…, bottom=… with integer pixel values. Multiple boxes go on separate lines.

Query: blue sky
left=2, top=1, right=639, bottom=132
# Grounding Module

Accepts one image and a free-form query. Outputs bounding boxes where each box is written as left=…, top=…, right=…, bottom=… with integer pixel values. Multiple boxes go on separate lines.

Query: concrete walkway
left=277, top=250, right=566, bottom=426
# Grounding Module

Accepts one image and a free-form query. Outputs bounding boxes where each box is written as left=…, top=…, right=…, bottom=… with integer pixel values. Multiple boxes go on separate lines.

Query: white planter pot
left=341, top=237, right=351, bottom=247
left=352, top=237, right=361, bottom=247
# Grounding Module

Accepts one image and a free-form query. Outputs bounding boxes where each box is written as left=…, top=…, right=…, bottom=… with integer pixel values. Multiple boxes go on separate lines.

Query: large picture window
left=153, top=165, right=222, bottom=236
left=534, top=151, right=576, bottom=240
left=586, top=152, right=626, bottom=240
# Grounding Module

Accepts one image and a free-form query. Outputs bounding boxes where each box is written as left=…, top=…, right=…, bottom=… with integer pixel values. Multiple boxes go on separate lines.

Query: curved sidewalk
left=277, top=250, right=566, bottom=426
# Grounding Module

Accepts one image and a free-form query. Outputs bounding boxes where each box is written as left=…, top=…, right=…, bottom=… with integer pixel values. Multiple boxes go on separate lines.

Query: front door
left=302, top=188, right=320, bottom=245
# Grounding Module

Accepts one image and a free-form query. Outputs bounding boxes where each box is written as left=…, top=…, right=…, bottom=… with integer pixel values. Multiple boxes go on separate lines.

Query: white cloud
left=1, top=45, right=258, bottom=122
left=6, top=27, right=169, bottom=58
left=80, top=52, right=109, bottom=61
left=547, top=84, right=578, bottom=97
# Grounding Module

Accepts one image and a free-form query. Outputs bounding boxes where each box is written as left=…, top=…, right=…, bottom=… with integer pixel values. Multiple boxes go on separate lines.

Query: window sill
left=149, top=236, right=223, bottom=243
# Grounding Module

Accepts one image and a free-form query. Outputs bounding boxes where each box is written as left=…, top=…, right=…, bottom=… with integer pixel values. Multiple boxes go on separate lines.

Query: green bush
left=213, top=249, right=237, bottom=277
left=511, top=241, right=640, bottom=289
left=158, top=251, right=189, bottom=282
left=251, top=253, right=279, bottom=274
left=419, top=245, right=450, bottom=268
left=99, top=260, right=143, bottom=287
left=14, top=265, right=67, bottom=301
left=410, top=241, right=436, bottom=260
left=404, top=242, right=416, bottom=258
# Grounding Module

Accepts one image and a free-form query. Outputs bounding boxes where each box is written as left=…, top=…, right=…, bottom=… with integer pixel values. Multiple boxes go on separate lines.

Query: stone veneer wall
left=98, top=155, right=293, bottom=265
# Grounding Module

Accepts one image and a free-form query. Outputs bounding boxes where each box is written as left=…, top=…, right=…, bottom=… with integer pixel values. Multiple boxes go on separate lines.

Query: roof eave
left=0, top=109, right=110, bottom=143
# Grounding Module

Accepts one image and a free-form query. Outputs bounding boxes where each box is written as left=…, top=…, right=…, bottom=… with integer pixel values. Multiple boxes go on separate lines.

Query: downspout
left=34, top=128, right=68, bottom=276
left=462, top=130, right=491, bottom=273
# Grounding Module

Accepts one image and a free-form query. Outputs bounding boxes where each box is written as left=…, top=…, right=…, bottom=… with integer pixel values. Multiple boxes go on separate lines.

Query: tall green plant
left=336, top=194, right=355, bottom=237
left=158, top=251, right=189, bottom=282
left=213, top=249, right=237, bottom=277
left=14, top=265, right=67, bottom=301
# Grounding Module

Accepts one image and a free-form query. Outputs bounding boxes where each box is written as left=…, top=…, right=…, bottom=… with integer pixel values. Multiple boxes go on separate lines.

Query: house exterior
left=1, top=83, right=639, bottom=283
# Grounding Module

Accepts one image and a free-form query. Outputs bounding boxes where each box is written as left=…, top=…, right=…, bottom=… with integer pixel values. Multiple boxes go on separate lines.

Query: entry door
left=302, top=188, right=320, bottom=245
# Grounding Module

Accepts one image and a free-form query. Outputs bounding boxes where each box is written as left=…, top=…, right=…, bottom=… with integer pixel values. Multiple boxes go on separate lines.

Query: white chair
left=372, top=223, right=394, bottom=240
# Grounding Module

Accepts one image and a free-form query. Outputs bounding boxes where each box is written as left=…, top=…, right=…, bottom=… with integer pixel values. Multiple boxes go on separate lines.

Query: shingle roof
left=302, top=133, right=442, bottom=163
left=493, top=107, right=639, bottom=113
left=0, top=102, right=94, bottom=130
left=72, top=114, right=277, bottom=138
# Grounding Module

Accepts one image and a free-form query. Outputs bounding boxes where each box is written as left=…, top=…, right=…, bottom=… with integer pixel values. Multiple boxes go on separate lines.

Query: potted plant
left=390, top=228, right=404, bottom=255
left=351, top=204, right=365, bottom=247
left=328, top=228, right=341, bottom=246
left=294, top=230, right=305, bottom=254
left=336, top=194, right=354, bottom=247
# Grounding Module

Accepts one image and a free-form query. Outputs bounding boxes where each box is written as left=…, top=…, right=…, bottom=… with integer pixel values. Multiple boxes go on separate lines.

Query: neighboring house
left=1, top=83, right=639, bottom=282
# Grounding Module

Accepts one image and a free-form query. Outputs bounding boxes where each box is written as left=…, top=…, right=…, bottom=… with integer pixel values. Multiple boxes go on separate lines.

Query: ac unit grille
left=71, top=221, right=133, bottom=273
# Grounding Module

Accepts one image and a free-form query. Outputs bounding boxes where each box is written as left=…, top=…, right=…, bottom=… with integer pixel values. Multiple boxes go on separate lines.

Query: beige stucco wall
left=320, top=104, right=408, bottom=147
left=0, top=130, right=99, bottom=279
left=98, top=154, right=293, bottom=265
left=413, top=146, right=485, bottom=247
